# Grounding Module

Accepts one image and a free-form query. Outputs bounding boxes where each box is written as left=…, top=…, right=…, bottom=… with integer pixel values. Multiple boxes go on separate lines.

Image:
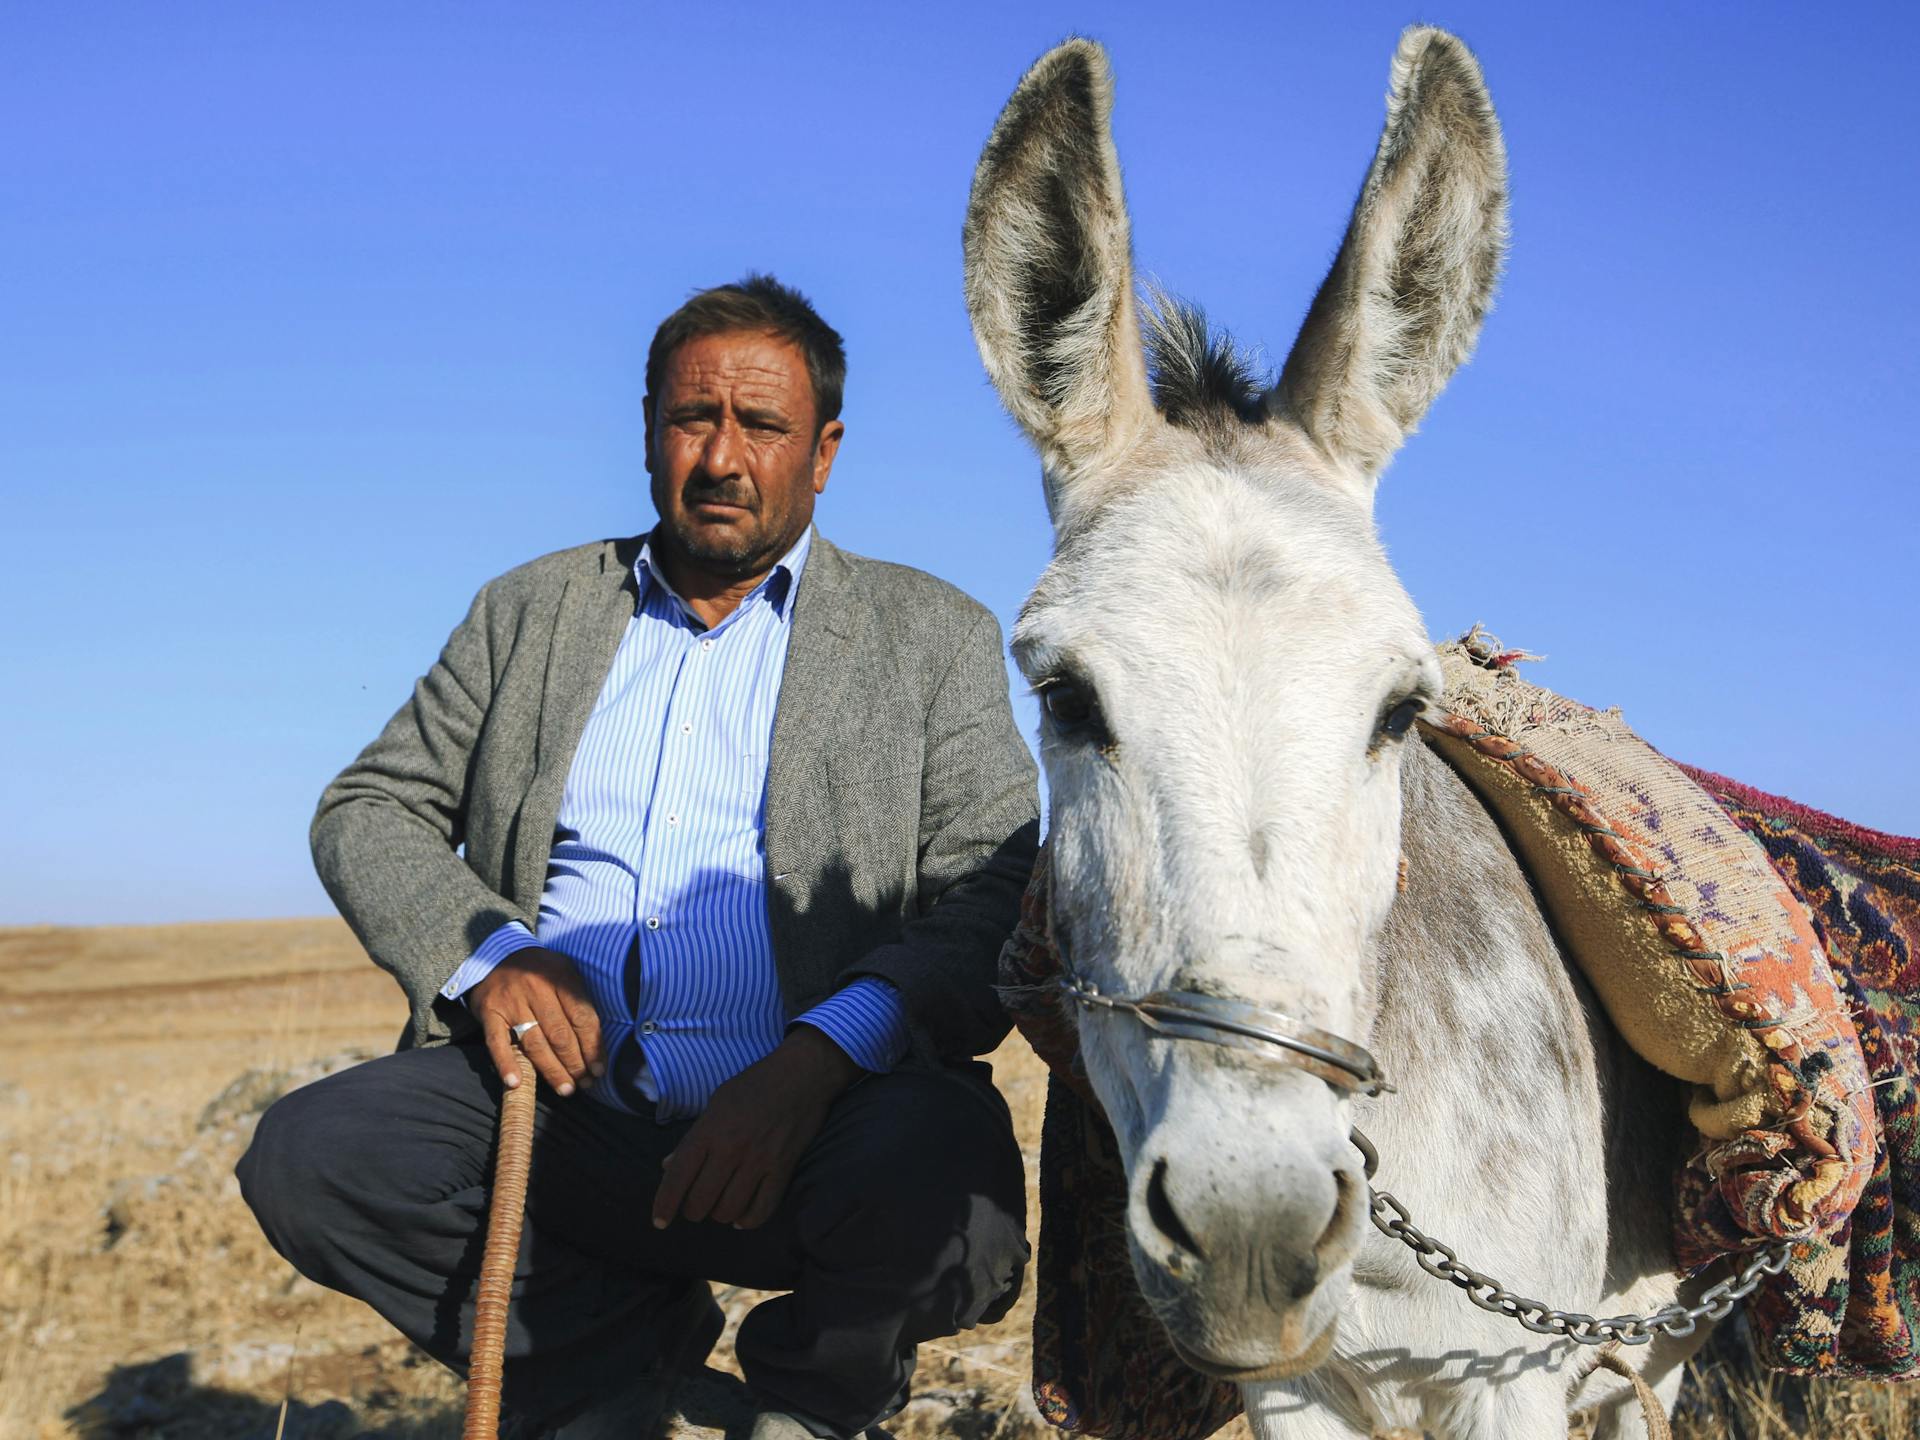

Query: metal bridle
left=1056, top=966, right=1391, bottom=1097
left=1054, top=961, right=1796, bottom=1349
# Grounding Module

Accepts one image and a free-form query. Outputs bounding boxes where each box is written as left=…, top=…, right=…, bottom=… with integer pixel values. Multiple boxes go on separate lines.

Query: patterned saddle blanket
left=999, top=636, right=1920, bottom=1438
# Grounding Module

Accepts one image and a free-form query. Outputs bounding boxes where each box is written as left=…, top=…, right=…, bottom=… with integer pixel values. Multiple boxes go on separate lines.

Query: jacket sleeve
left=840, top=606, right=1041, bottom=1060
left=309, top=580, right=531, bottom=1021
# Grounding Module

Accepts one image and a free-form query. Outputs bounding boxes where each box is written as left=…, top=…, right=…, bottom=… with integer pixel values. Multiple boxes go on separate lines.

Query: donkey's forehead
left=1022, top=457, right=1398, bottom=631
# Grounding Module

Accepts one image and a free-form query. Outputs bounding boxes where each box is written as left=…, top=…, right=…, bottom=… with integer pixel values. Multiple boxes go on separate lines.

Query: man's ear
left=811, top=420, right=844, bottom=495
left=642, top=392, right=657, bottom=475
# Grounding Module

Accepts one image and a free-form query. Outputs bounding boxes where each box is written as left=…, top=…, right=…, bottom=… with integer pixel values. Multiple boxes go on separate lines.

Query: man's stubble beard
left=653, top=474, right=808, bottom=583
left=666, top=520, right=781, bottom=579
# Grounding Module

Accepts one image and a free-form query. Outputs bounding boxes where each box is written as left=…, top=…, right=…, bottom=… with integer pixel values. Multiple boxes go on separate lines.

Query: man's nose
left=701, top=418, right=745, bottom=478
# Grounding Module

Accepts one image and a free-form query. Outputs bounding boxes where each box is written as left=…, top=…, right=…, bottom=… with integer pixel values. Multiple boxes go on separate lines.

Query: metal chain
left=1049, top=951, right=1799, bottom=1349
left=1352, top=1128, right=1796, bottom=1347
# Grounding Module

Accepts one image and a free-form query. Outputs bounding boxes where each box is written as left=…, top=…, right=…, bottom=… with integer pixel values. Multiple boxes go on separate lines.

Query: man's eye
left=1379, top=697, right=1423, bottom=741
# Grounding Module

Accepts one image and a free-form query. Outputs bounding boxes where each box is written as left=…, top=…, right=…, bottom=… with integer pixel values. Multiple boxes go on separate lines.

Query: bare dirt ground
left=0, top=921, right=1905, bottom=1438
left=0, top=919, right=1097, bottom=1440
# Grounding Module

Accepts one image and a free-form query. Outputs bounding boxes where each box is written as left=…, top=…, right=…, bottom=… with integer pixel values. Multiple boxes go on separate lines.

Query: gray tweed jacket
left=311, top=532, right=1040, bottom=1064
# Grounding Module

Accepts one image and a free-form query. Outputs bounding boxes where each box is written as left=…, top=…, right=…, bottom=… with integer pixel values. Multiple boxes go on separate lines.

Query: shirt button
left=680, top=722, right=692, bottom=734
left=700, top=639, right=714, bottom=652
left=666, top=813, right=679, bottom=827
left=645, top=916, right=661, bottom=930
left=640, top=1020, right=657, bottom=1035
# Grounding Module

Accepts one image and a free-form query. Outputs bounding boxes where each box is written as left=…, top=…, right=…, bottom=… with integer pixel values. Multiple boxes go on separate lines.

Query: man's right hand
left=467, top=948, right=605, bottom=1097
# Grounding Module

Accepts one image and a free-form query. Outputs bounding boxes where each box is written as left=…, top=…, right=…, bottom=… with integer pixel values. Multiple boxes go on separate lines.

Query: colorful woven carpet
left=1680, top=766, right=1920, bottom=1378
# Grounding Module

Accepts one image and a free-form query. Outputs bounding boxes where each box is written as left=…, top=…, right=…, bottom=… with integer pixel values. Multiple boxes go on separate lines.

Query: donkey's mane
left=1141, top=291, right=1272, bottom=430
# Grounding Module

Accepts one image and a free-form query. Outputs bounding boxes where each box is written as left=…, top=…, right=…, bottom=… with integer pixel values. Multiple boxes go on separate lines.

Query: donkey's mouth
left=1165, top=1314, right=1339, bottom=1382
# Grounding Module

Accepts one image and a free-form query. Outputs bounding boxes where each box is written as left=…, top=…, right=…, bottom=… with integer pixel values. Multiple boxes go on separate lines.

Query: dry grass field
left=0, top=920, right=1905, bottom=1438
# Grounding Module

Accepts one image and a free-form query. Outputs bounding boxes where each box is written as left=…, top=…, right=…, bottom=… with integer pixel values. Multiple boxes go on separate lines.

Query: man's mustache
left=681, top=475, right=757, bottom=512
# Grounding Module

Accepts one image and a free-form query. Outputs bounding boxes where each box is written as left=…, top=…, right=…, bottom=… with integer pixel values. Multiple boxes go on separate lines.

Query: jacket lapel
left=513, top=538, right=642, bottom=906
left=765, top=535, right=868, bottom=911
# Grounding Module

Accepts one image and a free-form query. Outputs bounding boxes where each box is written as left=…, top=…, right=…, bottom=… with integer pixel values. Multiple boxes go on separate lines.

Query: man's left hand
left=651, top=1025, right=862, bottom=1231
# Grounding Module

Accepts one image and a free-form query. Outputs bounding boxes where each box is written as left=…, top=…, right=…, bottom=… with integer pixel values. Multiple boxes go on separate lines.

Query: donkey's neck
left=1358, top=737, right=1615, bottom=1283
left=1372, top=738, right=1597, bottom=1083
left=1297, top=742, right=1678, bottom=1440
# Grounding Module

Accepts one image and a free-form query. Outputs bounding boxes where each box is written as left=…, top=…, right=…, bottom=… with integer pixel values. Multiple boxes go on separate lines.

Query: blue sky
left=4, top=3, right=1914, bottom=925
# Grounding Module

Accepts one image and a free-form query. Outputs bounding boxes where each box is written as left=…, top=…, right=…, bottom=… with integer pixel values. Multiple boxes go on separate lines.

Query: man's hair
left=646, top=274, right=847, bottom=434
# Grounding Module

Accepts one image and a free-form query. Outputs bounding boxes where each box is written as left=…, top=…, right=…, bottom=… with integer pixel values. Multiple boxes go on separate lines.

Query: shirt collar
left=634, top=524, right=813, bottom=629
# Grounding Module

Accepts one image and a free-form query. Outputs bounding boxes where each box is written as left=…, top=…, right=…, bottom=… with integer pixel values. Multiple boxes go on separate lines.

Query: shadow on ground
left=63, top=1352, right=460, bottom=1440
left=62, top=1351, right=774, bottom=1440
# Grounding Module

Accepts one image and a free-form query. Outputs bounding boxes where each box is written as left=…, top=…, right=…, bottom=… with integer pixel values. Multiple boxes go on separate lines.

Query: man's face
left=645, top=329, right=843, bottom=579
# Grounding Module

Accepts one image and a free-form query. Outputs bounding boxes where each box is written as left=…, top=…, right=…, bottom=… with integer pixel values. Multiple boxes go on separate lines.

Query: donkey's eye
left=1379, top=697, right=1424, bottom=742
left=1040, top=678, right=1102, bottom=735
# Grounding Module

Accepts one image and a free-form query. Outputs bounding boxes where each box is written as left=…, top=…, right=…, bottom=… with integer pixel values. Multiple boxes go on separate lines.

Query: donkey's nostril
left=1146, top=1159, right=1205, bottom=1259
left=1314, top=1167, right=1360, bottom=1275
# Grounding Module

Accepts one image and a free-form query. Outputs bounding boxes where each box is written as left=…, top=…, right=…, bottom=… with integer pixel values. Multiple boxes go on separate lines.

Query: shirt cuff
left=441, top=920, right=541, bottom=1003
left=793, top=977, right=911, bottom=1074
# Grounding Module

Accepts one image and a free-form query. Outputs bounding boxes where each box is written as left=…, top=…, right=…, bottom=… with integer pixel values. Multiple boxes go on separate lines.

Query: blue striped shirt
left=441, top=527, right=910, bottom=1119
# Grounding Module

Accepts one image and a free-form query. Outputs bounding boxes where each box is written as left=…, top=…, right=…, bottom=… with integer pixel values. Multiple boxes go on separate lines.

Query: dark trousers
left=236, top=1042, right=1028, bottom=1437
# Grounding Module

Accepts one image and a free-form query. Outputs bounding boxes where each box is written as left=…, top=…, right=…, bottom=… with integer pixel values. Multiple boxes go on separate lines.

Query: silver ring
left=510, top=1020, right=540, bottom=1040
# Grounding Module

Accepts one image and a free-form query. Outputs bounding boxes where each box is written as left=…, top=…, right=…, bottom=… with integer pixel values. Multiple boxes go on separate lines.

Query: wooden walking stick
left=464, top=1048, right=538, bottom=1440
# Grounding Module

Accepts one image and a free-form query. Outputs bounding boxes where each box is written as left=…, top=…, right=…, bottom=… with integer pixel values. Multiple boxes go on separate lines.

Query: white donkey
left=965, top=27, right=1713, bottom=1440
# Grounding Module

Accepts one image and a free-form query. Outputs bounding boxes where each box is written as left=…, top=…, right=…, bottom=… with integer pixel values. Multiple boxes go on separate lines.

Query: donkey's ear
left=1275, top=27, right=1507, bottom=494
left=965, top=39, right=1155, bottom=526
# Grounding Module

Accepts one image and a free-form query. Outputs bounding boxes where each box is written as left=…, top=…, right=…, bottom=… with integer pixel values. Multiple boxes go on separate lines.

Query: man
left=239, top=276, right=1038, bottom=1440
